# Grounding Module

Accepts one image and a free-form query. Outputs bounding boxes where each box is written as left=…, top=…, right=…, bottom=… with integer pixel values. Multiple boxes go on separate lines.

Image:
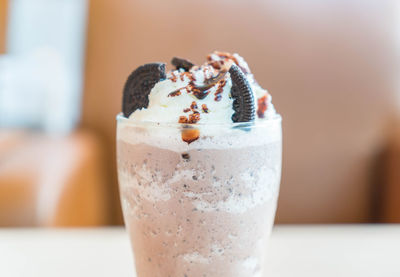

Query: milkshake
left=117, top=51, right=282, bottom=277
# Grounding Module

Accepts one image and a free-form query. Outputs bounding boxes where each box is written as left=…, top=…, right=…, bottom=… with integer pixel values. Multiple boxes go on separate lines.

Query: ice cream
left=117, top=51, right=282, bottom=277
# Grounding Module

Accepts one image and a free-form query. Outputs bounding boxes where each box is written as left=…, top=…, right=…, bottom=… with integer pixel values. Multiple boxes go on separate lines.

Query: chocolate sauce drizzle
left=190, top=71, right=227, bottom=100
left=169, top=70, right=228, bottom=101
left=168, top=89, right=181, bottom=97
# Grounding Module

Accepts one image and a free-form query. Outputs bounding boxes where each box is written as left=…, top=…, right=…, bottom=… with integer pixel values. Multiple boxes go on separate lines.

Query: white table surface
left=1, top=225, right=399, bottom=277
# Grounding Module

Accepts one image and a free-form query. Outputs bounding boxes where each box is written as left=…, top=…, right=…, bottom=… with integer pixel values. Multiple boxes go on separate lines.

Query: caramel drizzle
left=181, top=128, right=200, bottom=144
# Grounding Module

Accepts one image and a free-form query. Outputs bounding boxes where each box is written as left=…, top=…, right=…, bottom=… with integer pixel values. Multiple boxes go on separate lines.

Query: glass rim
left=116, top=113, right=282, bottom=128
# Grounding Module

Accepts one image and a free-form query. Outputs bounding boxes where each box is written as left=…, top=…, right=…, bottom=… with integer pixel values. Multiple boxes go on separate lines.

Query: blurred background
left=0, top=0, right=399, bottom=227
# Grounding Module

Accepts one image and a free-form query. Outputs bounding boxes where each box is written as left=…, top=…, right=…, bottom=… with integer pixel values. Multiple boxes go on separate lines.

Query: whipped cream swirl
left=128, top=51, right=276, bottom=125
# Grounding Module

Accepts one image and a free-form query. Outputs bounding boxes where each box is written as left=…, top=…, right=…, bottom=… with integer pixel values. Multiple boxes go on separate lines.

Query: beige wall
left=81, top=0, right=398, bottom=223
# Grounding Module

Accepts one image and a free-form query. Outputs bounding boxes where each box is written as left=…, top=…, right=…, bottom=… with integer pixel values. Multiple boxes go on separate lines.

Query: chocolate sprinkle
left=190, top=101, right=198, bottom=110
left=188, top=111, right=200, bottom=123
left=171, top=57, right=194, bottom=71
left=202, top=104, right=209, bottom=113
left=257, top=95, right=268, bottom=118
left=122, top=63, right=166, bottom=117
left=181, top=153, right=190, bottom=160
left=214, top=79, right=226, bottom=102
left=229, top=64, right=255, bottom=122
left=179, top=116, right=189, bottom=123
left=170, top=71, right=178, bottom=82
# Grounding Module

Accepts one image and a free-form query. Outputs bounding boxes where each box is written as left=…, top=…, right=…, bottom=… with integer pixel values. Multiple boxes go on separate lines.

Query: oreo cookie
left=122, top=63, right=166, bottom=117
left=171, top=57, right=194, bottom=71
left=229, top=64, right=255, bottom=122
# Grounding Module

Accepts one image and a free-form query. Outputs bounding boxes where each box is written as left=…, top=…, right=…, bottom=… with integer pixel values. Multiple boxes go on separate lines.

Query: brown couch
left=0, top=0, right=6, bottom=54
left=0, top=130, right=110, bottom=226
left=379, top=120, right=400, bottom=223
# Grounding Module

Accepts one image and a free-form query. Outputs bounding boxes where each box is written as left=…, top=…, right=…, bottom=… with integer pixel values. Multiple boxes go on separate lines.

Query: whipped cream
left=128, top=51, right=276, bottom=124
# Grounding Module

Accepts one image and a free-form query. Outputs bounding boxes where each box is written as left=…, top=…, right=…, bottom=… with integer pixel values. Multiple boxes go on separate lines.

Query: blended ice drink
left=117, top=52, right=282, bottom=277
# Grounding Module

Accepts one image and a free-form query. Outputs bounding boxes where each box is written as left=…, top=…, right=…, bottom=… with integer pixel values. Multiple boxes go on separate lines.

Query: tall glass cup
left=117, top=114, right=282, bottom=277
